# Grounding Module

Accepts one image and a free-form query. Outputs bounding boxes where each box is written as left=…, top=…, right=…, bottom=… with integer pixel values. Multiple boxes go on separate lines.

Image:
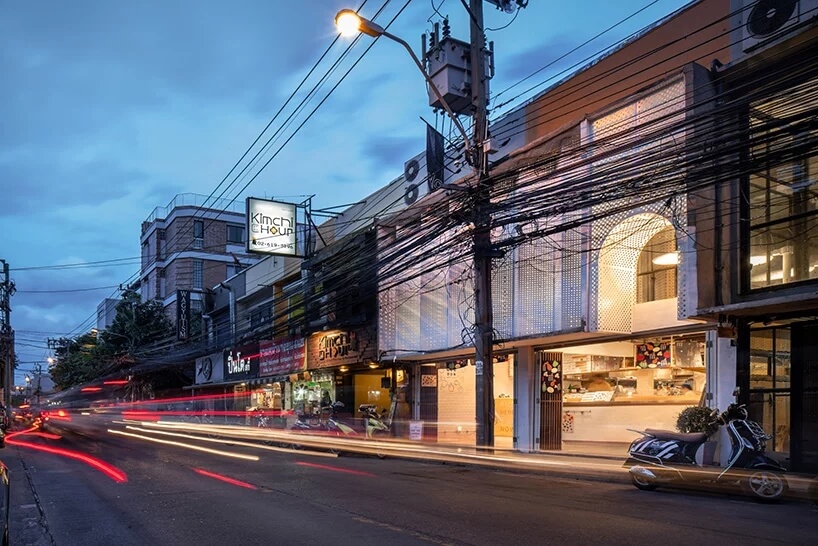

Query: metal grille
left=589, top=79, right=688, bottom=332
left=420, top=270, right=448, bottom=349
left=593, top=212, right=673, bottom=333
left=394, top=269, right=421, bottom=353
left=378, top=288, right=396, bottom=351
left=492, top=246, right=514, bottom=340
left=447, top=259, right=472, bottom=348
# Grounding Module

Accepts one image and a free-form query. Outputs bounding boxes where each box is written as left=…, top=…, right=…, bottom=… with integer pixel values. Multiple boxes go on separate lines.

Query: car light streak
left=107, top=428, right=259, bottom=461
left=122, top=425, right=338, bottom=458
left=193, top=468, right=258, bottom=490
left=5, top=438, right=127, bottom=483
left=295, top=461, right=376, bottom=477
left=23, top=431, right=62, bottom=440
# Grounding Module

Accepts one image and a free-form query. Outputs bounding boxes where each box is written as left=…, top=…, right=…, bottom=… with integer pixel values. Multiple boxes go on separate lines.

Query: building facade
left=377, top=0, right=734, bottom=452
left=691, top=0, right=818, bottom=473
left=139, top=193, right=262, bottom=332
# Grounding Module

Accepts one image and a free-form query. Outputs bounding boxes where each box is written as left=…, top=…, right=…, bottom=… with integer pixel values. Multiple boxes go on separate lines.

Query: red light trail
left=294, top=461, right=376, bottom=477
left=193, top=468, right=258, bottom=490
left=6, top=437, right=128, bottom=483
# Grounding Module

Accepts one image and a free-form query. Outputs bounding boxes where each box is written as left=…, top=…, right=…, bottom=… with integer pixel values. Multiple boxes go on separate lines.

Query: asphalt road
left=2, top=414, right=816, bottom=546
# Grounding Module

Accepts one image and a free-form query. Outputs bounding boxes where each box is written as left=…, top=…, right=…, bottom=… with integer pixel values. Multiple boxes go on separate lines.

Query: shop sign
left=306, top=327, right=377, bottom=369
left=195, top=351, right=224, bottom=385
left=409, top=421, right=423, bottom=441
left=259, top=338, right=306, bottom=376
left=223, top=342, right=260, bottom=380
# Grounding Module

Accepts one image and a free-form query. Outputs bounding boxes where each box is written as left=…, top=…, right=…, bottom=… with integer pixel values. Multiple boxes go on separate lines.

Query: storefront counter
left=562, top=399, right=695, bottom=443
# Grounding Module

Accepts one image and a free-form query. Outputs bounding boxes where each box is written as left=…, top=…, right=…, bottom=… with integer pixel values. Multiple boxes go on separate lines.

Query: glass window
left=193, top=220, right=204, bottom=249
left=746, top=76, right=818, bottom=290
left=227, top=224, right=244, bottom=244
left=193, top=260, right=203, bottom=290
left=636, top=226, right=678, bottom=303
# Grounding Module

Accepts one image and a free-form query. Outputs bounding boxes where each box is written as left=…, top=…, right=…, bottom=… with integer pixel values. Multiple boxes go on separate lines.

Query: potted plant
left=676, top=406, right=718, bottom=437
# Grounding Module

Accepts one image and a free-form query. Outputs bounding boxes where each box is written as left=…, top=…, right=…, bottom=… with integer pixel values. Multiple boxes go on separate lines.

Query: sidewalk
left=0, top=446, right=53, bottom=546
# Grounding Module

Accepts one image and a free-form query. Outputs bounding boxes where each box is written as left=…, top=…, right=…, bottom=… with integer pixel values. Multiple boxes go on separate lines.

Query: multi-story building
left=691, top=0, right=818, bottom=473
left=377, top=0, right=733, bottom=452
left=96, top=298, right=120, bottom=331
left=139, top=193, right=262, bottom=330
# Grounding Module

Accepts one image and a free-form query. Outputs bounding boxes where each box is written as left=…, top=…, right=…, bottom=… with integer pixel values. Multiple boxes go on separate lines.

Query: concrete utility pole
left=470, top=0, right=494, bottom=448
left=1, top=259, right=15, bottom=424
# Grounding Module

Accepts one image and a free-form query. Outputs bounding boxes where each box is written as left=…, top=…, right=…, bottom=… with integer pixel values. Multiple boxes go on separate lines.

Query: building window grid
left=227, top=224, right=245, bottom=244
left=193, top=220, right=204, bottom=250
left=744, top=79, right=818, bottom=291
left=636, top=227, right=678, bottom=303
left=193, top=260, right=203, bottom=290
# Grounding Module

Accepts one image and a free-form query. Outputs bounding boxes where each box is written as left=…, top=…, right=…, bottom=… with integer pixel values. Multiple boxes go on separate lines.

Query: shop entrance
left=792, top=323, right=818, bottom=472
left=744, top=322, right=818, bottom=473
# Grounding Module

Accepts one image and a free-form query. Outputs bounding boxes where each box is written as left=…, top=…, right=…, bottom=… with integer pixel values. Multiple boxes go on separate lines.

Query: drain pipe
left=219, top=282, right=236, bottom=342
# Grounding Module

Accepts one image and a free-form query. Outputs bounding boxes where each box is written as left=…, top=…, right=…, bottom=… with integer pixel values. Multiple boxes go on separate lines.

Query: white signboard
left=409, top=421, right=423, bottom=441
left=195, top=352, right=224, bottom=385
left=246, top=197, right=297, bottom=256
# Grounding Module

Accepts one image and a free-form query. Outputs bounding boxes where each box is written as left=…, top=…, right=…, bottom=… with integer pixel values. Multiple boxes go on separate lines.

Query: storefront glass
left=747, top=327, right=791, bottom=455
left=557, top=334, right=707, bottom=444
left=293, top=371, right=335, bottom=417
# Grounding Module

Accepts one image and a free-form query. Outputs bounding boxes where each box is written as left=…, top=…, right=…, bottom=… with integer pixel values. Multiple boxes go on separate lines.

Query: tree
left=49, top=332, right=108, bottom=390
left=50, top=289, right=175, bottom=390
left=100, top=288, right=174, bottom=360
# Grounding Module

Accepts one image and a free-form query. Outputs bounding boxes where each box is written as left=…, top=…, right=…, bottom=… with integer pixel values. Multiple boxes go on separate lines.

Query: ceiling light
left=652, top=252, right=679, bottom=266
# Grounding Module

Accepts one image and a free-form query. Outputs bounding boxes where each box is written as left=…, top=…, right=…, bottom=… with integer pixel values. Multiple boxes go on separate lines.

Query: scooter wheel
left=741, top=470, right=788, bottom=503
left=631, top=474, right=659, bottom=491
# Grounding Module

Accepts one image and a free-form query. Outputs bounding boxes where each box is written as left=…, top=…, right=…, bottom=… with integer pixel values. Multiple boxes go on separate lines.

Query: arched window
left=636, top=226, right=678, bottom=303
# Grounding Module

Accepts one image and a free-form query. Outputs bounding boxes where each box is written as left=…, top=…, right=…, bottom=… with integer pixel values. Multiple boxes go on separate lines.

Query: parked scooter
left=359, top=403, right=392, bottom=459
left=624, top=402, right=788, bottom=502
left=290, top=401, right=356, bottom=453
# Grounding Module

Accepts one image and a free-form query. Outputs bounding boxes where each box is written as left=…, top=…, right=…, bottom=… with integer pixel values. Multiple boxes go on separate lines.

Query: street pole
left=470, top=0, right=494, bottom=448
left=1, top=260, right=13, bottom=425
left=34, top=362, right=42, bottom=407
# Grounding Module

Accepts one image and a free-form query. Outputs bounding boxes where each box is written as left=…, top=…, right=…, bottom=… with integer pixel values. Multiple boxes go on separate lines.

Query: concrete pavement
left=0, top=447, right=54, bottom=546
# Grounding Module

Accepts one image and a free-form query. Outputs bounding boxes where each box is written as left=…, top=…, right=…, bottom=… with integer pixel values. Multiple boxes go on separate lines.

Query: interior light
left=368, top=362, right=380, bottom=369
left=339, top=366, right=349, bottom=373
left=749, top=255, right=767, bottom=266
left=652, top=252, right=680, bottom=266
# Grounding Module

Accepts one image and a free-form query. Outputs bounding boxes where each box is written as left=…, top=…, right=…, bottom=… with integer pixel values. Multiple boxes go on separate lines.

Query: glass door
left=746, top=328, right=791, bottom=456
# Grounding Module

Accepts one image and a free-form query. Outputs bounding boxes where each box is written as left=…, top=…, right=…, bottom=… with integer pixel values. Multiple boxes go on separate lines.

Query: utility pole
left=470, top=0, right=494, bottom=448
left=1, top=259, right=15, bottom=425
left=34, top=362, right=42, bottom=407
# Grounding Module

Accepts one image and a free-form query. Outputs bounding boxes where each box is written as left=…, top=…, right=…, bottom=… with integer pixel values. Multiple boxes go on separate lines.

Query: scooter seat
left=644, top=429, right=707, bottom=443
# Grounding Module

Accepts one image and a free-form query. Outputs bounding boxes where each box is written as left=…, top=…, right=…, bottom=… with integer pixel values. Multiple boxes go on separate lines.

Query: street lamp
left=334, top=9, right=472, bottom=158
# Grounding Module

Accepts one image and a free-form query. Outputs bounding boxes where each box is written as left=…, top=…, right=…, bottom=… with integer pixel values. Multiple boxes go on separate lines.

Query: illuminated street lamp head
left=335, top=9, right=385, bottom=38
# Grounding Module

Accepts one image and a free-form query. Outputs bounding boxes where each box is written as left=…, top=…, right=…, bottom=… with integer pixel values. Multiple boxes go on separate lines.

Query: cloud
left=363, top=135, right=418, bottom=171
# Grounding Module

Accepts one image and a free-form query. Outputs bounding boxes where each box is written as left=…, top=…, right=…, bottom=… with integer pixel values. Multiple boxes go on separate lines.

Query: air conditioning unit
left=403, top=154, right=428, bottom=206
left=740, top=0, right=818, bottom=53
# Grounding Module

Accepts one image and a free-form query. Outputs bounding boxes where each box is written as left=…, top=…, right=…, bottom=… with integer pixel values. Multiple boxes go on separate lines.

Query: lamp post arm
left=380, top=29, right=473, bottom=159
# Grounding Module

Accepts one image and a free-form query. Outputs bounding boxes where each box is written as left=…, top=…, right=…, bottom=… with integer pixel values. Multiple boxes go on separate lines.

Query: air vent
left=404, top=183, right=419, bottom=206
left=740, top=0, right=818, bottom=52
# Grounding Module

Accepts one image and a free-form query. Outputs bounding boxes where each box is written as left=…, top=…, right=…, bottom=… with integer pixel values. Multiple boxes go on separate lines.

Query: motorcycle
left=290, top=401, right=356, bottom=453
left=624, top=402, right=789, bottom=502
left=359, top=404, right=391, bottom=459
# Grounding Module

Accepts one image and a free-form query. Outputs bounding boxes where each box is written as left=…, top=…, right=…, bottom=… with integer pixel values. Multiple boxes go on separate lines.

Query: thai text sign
left=259, top=338, right=306, bottom=376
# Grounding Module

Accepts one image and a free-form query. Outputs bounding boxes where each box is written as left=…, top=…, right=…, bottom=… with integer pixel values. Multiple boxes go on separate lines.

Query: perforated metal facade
left=378, top=77, right=695, bottom=354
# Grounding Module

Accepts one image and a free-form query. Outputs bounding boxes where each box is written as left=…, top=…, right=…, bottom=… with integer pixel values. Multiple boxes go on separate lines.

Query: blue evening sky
left=0, top=0, right=691, bottom=382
